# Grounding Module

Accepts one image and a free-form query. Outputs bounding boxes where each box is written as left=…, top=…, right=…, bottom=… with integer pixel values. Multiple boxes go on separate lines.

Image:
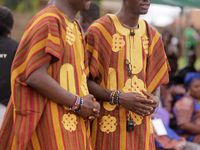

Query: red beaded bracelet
left=70, top=95, right=81, bottom=111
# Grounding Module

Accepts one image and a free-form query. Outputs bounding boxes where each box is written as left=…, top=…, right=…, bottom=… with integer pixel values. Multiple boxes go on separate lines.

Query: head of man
left=0, top=6, right=14, bottom=36
left=67, top=0, right=91, bottom=11
left=122, top=0, right=151, bottom=15
left=54, top=0, right=91, bottom=14
left=79, top=2, right=100, bottom=32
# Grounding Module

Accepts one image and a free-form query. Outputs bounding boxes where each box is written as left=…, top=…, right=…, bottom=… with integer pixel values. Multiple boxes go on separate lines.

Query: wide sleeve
left=146, top=24, right=171, bottom=92
left=84, top=24, right=111, bottom=82
left=12, top=14, right=63, bottom=81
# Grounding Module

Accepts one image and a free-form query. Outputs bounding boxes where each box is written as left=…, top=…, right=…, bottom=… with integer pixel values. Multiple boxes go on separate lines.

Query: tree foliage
left=2, top=0, right=39, bottom=13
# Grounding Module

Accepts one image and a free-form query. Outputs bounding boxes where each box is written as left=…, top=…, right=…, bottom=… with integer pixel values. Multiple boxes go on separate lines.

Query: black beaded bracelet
left=116, top=91, right=121, bottom=107
left=74, top=97, right=83, bottom=113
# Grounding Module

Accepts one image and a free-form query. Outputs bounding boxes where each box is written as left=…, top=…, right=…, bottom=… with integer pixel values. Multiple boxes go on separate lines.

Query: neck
left=116, top=5, right=139, bottom=28
left=54, top=1, right=77, bottom=22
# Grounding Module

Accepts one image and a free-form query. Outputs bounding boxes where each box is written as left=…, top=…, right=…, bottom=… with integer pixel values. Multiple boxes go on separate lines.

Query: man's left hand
left=141, top=90, right=159, bottom=115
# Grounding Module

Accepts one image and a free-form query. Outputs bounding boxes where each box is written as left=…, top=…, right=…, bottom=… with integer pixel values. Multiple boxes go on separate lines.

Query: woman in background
left=175, top=72, right=200, bottom=144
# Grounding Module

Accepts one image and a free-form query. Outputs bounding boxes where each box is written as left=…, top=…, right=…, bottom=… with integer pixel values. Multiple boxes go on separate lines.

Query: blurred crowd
left=153, top=27, right=200, bottom=149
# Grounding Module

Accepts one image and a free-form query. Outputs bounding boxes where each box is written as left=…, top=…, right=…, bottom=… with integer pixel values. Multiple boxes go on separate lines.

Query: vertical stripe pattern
left=0, top=6, right=92, bottom=150
left=84, top=14, right=170, bottom=150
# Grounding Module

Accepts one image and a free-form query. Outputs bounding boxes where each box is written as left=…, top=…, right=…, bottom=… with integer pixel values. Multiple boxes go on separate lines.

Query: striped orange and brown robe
left=0, top=6, right=92, bottom=150
left=84, top=14, right=171, bottom=150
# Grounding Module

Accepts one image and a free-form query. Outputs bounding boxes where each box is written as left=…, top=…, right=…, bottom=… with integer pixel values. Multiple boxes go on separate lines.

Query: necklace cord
left=63, top=13, right=75, bottom=23
left=121, top=23, right=138, bottom=29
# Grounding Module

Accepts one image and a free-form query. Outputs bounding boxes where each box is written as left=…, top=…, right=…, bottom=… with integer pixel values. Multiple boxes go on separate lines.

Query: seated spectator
left=153, top=108, right=200, bottom=150
left=161, top=66, right=197, bottom=129
left=174, top=72, right=200, bottom=144
left=0, top=6, right=18, bottom=127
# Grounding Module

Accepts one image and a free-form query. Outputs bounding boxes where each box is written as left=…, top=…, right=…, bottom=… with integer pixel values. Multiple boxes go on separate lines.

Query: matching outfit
left=0, top=6, right=92, bottom=150
left=85, top=14, right=170, bottom=150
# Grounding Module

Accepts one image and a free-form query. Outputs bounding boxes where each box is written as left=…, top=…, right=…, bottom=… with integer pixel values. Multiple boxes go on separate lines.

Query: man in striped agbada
left=0, top=0, right=100, bottom=149
left=84, top=0, right=171, bottom=149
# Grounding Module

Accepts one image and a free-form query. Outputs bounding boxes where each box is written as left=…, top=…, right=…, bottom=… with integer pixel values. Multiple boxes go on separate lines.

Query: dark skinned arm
left=142, top=86, right=160, bottom=115
left=26, top=61, right=100, bottom=119
left=179, top=123, right=200, bottom=135
left=87, top=78, right=156, bottom=116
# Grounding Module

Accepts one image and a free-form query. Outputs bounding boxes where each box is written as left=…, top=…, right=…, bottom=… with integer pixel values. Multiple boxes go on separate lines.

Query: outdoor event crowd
left=0, top=0, right=200, bottom=150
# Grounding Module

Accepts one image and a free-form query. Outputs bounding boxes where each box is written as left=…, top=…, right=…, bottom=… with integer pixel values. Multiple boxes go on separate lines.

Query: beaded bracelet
left=74, top=97, right=83, bottom=113
left=116, top=91, right=121, bottom=106
left=70, top=95, right=81, bottom=111
left=110, top=90, right=118, bottom=105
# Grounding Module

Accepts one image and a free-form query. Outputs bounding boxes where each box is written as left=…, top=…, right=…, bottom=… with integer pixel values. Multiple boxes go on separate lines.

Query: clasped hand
left=119, top=90, right=159, bottom=116
left=77, top=94, right=100, bottom=120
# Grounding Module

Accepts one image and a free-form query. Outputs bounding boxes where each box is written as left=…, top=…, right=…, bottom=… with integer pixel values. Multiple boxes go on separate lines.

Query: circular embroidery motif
left=99, top=115, right=117, bottom=134
left=62, top=113, right=78, bottom=132
left=112, top=34, right=125, bottom=52
left=66, top=27, right=75, bottom=45
left=123, top=75, right=146, bottom=126
left=129, top=112, right=143, bottom=126
left=122, top=75, right=146, bottom=95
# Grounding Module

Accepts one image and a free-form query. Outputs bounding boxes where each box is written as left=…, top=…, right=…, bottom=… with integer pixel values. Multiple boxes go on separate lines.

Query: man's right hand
left=119, top=92, right=153, bottom=116
left=77, top=94, right=100, bottom=119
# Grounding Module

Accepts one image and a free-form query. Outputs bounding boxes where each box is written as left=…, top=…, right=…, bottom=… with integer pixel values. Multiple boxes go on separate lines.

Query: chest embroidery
left=142, top=35, right=149, bottom=54
left=100, top=115, right=117, bottom=133
left=62, top=113, right=78, bottom=132
left=112, top=34, right=125, bottom=52
left=122, top=75, right=146, bottom=126
left=128, top=112, right=143, bottom=126
left=66, top=27, right=75, bottom=45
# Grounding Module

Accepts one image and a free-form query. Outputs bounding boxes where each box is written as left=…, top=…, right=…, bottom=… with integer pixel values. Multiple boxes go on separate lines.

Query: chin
left=140, top=10, right=149, bottom=15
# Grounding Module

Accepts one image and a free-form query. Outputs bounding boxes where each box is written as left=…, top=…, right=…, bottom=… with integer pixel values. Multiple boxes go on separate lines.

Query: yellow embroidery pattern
left=60, top=64, right=76, bottom=110
left=122, top=75, right=145, bottom=95
left=129, top=112, right=143, bottom=126
left=100, top=115, right=117, bottom=134
left=142, top=35, right=149, bottom=54
left=150, top=118, right=154, bottom=133
left=103, top=68, right=117, bottom=111
left=112, top=34, right=125, bottom=52
left=78, top=30, right=82, bottom=41
left=62, top=113, right=78, bottom=132
left=123, top=75, right=146, bottom=126
left=66, top=27, right=75, bottom=45
left=103, top=102, right=116, bottom=111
